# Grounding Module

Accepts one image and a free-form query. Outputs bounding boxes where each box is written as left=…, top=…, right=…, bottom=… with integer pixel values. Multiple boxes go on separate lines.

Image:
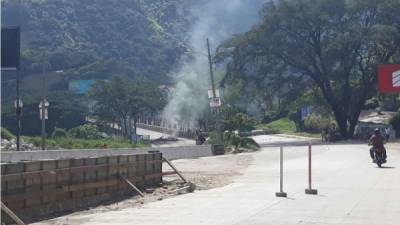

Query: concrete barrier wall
left=136, top=123, right=197, bottom=139
left=1, top=152, right=162, bottom=223
left=1, top=145, right=213, bottom=163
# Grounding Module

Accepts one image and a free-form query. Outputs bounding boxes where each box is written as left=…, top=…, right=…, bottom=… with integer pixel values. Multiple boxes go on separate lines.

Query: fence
left=1, top=152, right=162, bottom=224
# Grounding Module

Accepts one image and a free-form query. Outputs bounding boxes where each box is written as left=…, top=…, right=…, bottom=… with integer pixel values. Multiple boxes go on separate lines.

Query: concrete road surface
left=34, top=143, right=400, bottom=225
left=136, top=127, right=196, bottom=147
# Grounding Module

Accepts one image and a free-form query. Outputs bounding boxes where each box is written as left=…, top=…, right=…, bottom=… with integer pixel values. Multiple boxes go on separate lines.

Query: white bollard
left=276, top=146, right=287, bottom=197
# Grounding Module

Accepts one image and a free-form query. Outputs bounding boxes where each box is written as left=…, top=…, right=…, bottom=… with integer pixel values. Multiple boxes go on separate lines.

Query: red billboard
left=378, top=64, right=400, bottom=93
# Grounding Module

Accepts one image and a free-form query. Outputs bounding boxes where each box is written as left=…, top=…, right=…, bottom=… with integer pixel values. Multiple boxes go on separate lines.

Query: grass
left=256, top=118, right=296, bottom=133
left=22, top=136, right=149, bottom=150
left=256, top=118, right=321, bottom=138
left=1, top=127, right=15, bottom=140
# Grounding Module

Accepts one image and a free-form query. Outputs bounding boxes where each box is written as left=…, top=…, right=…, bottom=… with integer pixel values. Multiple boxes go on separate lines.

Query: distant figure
left=101, top=143, right=108, bottom=149
left=196, top=129, right=206, bottom=145
left=322, top=127, right=329, bottom=142
left=385, top=127, right=391, bottom=142
left=369, top=128, right=387, bottom=162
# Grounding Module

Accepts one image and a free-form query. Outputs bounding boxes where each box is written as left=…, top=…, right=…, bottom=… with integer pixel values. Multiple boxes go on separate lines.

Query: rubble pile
left=0, top=138, right=40, bottom=151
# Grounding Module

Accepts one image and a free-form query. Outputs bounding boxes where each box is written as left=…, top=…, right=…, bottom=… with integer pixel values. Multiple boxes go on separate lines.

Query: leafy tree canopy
left=218, top=0, right=400, bottom=138
left=1, top=0, right=193, bottom=83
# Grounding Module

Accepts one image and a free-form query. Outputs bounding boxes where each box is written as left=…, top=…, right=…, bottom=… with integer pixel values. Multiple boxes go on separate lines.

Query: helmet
left=374, top=128, right=380, bottom=135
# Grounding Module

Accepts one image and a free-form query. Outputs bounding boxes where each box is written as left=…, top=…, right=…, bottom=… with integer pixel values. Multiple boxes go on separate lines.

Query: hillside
left=1, top=0, right=192, bottom=86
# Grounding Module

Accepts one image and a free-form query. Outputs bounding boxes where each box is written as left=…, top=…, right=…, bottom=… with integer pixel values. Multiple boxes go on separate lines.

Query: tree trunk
left=122, top=118, right=129, bottom=139
left=133, top=117, right=137, bottom=144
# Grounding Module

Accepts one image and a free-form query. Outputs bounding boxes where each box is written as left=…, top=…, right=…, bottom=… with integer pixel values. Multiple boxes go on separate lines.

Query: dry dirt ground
left=34, top=153, right=254, bottom=225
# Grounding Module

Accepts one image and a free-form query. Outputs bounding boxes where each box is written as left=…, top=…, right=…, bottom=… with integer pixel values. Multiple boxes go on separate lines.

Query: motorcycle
left=372, top=147, right=387, bottom=168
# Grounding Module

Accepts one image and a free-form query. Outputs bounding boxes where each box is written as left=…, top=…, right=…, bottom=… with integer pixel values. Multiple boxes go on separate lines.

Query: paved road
left=136, top=127, right=196, bottom=147
left=35, top=143, right=400, bottom=225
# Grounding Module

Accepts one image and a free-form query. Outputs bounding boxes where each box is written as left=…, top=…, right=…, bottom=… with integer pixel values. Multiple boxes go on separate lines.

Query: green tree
left=89, top=77, right=165, bottom=141
left=219, top=0, right=400, bottom=138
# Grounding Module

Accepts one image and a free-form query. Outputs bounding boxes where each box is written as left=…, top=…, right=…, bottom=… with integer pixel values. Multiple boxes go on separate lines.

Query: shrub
left=256, top=118, right=295, bottom=134
left=223, top=131, right=260, bottom=151
left=224, top=113, right=256, bottom=132
left=52, top=128, right=67, bottom=138
left=1, top=127, right=15, bottom=140
left=68, top=124, right=100, bottom=139
left=389, top=112, right=400, bottom=138
left=263, top=110, right=280, bottom=123
left=364, top=97, right=379, bottom=110
left=380, top=97, right=400, bottom=111
left=304, top=114, right=332, bottom=133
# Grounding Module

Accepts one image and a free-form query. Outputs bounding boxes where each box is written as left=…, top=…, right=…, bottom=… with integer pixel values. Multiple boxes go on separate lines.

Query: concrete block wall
left=1, top=152, right=162, bottom=224
left=1, top=145, right=213, bottom=163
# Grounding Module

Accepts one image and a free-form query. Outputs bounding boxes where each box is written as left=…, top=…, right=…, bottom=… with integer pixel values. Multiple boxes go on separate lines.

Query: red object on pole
left=378, top=64, right=400, bottom=93
left=305, top=142, right=318, bottom=195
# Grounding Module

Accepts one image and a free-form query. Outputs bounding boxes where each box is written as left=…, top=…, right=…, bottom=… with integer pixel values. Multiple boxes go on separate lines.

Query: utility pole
left=16, top=69, right=21, bottom=151
left=206, top=38, right=222, bottom=145
left=40, top=65, right=47, bottom=150
left=207, top=38, right=216, bottom=99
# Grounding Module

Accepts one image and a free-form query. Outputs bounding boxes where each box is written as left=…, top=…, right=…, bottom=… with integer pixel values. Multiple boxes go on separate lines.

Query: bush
left=304, top=114, right=332, bottom=133
left=263, top=110, right=281, bottom=123
left=223, top=113, right=256, bottom=132
left=52, top=128, right=67, bottom=138
left=1, top=127, right=15, bottom=140
left=389, top=112, right=400, bottom=138
left=68, top=124, right=100, bottom=139
left=223, top=131, right=260, bottom=151
left=380, top=97, right=400, bottom=111
left=23, top=136, right=148, bottom=149
left=256, top=118, right=296, bottom=134
left=364, top=97, right=379, bottom=110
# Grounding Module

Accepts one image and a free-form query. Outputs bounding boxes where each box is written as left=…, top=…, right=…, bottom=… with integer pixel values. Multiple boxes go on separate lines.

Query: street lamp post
left=39, top=98, right=49, bottom=150
left=14, top=97, right=23, bottom=151
left=39, top=69, right=63, bottom=150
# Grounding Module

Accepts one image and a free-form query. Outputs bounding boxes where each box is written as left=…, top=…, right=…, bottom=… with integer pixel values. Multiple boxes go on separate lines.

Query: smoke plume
left=162, top=0, right=266, bottom=130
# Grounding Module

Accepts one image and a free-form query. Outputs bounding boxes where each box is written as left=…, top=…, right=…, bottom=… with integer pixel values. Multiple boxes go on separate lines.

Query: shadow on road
left=378, top=166, right=396, bottom=169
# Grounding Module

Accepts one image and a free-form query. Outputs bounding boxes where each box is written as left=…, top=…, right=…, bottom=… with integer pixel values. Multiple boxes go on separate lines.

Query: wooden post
left=163, top=157, right=188, bottom=183
left=1, top=202, right=26, bottom=225
left=119, top=175, right=144, bottom=197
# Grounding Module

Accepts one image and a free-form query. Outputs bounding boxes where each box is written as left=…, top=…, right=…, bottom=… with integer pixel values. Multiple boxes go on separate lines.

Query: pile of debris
left=0, top=139, right=39, bottom=151
left=151, top=136, right=179, bottom=145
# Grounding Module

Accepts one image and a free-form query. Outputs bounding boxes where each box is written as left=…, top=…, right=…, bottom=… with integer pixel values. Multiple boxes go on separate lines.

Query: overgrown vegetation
left=1, top=127, right=15, bottom=140
left=218, top=0, right=400, bottom=138
left=256, top=118, right=296, bottom=134
left=22, top=136, right=147, bottom=150
left=207, top=131, right=260, bottom=152
left=1, top=0, right=192, bottom=84
left=389, top=110, right=400, bottom=138
left=67, top=124, right=100, bottom=139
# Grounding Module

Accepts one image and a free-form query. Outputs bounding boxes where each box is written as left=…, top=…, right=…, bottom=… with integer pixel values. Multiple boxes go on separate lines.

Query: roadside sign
left=209, top=97, right=221, bottom=108
left=1, top=26, right=20, bottom=70
left=14, top=99, right=23, bottom=108
left=378, top=64, right=400, bottom=93
left=301, top=106, right=312, bottom=120
left=39, top=100, right=49, bottom=120
left=208, top=89, right=220, bottom=98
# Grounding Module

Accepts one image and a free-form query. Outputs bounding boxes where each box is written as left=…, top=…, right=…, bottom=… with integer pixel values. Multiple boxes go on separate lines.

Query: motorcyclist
left=369, top=128, right=387, bottom=163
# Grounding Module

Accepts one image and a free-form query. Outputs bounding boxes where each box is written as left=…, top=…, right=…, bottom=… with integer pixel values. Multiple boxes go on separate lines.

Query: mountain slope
left=1, top=0, right=192, bottom=83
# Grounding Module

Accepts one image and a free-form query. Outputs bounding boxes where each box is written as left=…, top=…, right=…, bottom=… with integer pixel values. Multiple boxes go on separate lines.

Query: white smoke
left=162, top=0, right=266, bottom=130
